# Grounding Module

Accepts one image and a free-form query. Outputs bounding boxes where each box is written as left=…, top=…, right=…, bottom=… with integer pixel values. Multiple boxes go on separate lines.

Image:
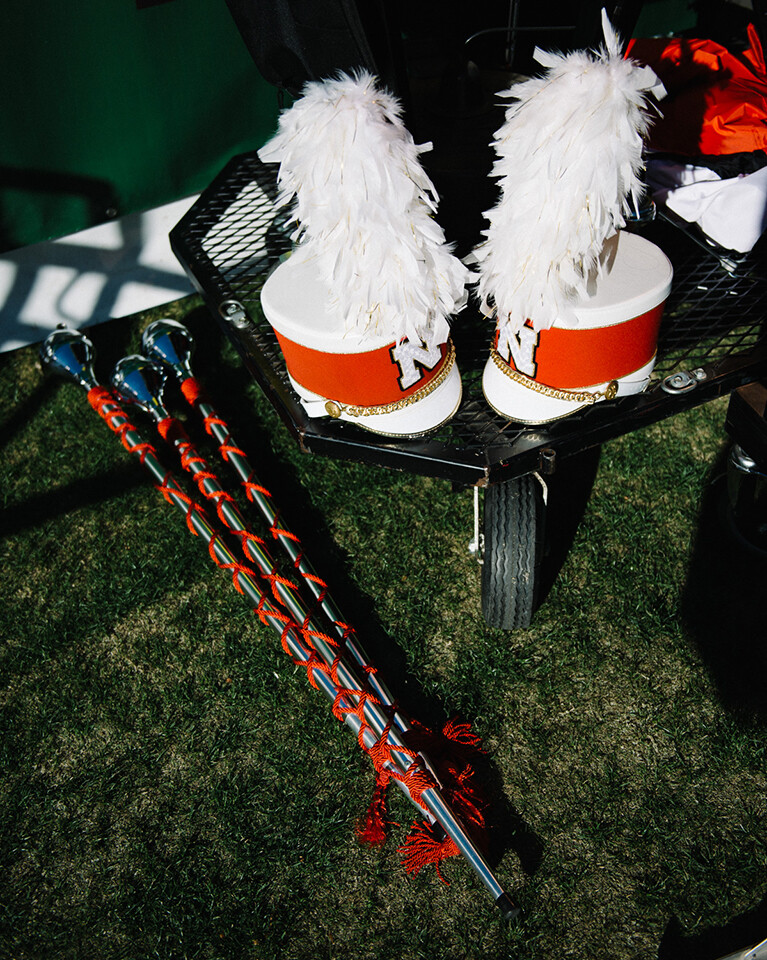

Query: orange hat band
left=497, top=303, right=665, bottom=388
left=274, top=332, right=452, bottom=406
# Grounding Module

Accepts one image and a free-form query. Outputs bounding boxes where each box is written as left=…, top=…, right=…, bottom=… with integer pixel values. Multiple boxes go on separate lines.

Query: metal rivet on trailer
left=218, top=300, right=249, bottom=330
left=661, top=369, right=706, bottom=394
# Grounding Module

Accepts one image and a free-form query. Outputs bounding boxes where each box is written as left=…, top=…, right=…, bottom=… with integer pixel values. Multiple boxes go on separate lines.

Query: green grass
left=1, top=300, right=766, bottom=960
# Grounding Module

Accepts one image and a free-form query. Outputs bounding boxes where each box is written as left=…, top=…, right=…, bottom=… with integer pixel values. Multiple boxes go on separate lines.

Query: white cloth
left=647, top=159, right=767, bottom=253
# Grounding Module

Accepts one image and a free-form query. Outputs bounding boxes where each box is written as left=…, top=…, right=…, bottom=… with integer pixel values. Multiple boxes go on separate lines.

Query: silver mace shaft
left=39, top=330, right=437, bottom=853
left=37, top=330, right=382, bottom=750
left=107, top=352, right=507, bottom=885
left=40, top=328, right=518, bottom=920
left=141, top=318, right=410, bottom=737
left=131, top=327, right=517, bottom=915
left=108, top=352, right=424, bottom=798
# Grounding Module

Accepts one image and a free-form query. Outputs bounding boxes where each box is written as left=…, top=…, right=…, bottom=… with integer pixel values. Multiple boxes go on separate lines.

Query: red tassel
left=399, top=820, right=459, bottom=884
left=442, top=717, right=484, bottom=752
left=355, top=714, right=492, bottom=882
left=357, top=769, right=392, bottom=847
left=394, top=716, right=491, bottom=880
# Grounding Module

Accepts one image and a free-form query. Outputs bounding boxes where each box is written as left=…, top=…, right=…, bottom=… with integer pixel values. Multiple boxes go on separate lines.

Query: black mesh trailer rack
left=170, top=151, right=767, bottom=629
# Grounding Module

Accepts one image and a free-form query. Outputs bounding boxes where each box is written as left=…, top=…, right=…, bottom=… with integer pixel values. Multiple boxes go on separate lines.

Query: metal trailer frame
left=170, top=151, right=767, bottom=628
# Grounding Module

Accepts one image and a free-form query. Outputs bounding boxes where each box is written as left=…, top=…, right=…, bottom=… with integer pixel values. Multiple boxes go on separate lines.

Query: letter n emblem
left=496, top=324, right=539, bottom=377
left=390, top=340, right=443, bottom=391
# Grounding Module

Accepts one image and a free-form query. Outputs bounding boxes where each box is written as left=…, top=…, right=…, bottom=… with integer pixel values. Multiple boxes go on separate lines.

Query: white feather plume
left=259, top=70, right=469, bottom=347
left=475, top=10, right=662, bottom=332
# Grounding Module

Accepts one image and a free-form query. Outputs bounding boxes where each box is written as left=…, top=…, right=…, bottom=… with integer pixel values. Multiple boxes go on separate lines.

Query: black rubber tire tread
left=481, top=474, right=544, bottom=631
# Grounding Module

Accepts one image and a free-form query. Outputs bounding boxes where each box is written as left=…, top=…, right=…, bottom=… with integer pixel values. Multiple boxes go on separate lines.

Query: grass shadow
left=468, top=749, right=546, bottom=879
left=0, top=467, right=148, bottom=537
left=659, top=893, right=767, bottom=960
left=680, top=448, right=767, bottom=722
left=0, top=375, right=56, bottom=452
left=179, top=304, right=545, bottom=882
left=537, top=444, right=602, bottom=608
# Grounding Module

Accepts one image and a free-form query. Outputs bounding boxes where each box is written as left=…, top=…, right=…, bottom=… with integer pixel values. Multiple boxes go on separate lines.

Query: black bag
left=224, top=0, right=404, bottom=97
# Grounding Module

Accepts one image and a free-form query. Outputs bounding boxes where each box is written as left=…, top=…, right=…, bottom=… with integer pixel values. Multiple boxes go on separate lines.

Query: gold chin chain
left=324, top=339, right=456, bottom=419
left=490, top=348, right=618, bottom=404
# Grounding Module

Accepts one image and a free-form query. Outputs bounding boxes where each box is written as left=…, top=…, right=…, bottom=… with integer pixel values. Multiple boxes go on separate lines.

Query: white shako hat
left=258, top=71, right=468, bottom=437
left=261, top=246, right=462, bottom=436
left=482, top=230, right=673, bottom=423
left=474, top=12, right=670, bottom=424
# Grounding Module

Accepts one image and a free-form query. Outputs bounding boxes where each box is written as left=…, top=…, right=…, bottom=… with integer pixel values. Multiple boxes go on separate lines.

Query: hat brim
left=482, top=354, right=656, bottom=424
left=290, top=359, right=462, bottom=437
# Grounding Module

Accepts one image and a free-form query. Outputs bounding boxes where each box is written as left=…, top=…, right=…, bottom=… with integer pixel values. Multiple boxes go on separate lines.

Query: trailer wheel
left=481, top=474, right=544, bottom=630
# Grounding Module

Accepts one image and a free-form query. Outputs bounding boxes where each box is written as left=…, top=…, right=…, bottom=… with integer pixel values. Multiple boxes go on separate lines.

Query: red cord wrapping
left=163, top=385, right=492, bottom=878
left=201, top=411, right=340, bottom=622
left=88, top=387, right=202, bottom=538
left=88, top=387, right=156, bottom=464
left=167, top=425, right=299, bottom=611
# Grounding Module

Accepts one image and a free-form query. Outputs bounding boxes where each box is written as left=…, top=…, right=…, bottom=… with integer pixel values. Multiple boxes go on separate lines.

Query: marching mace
left=40, top=326, right=518, bottom=920
left=140, top=318, right=408, bottom=735
left=108, top=349, right=404, bottom=749
left=107, top=350, right=449, bottom=834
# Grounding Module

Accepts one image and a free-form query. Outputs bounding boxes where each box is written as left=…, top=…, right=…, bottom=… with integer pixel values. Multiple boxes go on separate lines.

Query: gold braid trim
left=490, top=348, right=618, bottom=404
left=324, top=340, right=456, bottom=419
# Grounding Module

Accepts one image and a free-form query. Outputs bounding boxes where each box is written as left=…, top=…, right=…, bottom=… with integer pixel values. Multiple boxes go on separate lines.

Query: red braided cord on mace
left=181, top=377, right=355, bottom=646
left=152, top=414, right=413, bottom=796
left=86, top=386, right=438, bottom=832
left=174, top=376, right=491, bottom=873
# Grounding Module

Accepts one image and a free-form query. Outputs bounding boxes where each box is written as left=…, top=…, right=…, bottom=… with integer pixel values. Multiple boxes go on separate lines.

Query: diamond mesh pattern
left=171, top=153, right=767, bottom=483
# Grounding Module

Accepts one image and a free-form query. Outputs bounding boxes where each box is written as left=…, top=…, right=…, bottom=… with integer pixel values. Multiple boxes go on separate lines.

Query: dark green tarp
left=0, top=0, right=280, bottom=252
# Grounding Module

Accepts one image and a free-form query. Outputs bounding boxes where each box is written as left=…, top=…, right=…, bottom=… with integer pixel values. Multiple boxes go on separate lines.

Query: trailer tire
left=481, top=474, right=544, bottom=630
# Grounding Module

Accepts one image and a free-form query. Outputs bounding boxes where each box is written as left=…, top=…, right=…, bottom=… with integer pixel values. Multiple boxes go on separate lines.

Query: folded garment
left=628, top=25, right=767, bottom=156
left=647, top=158, right=767, bottom=252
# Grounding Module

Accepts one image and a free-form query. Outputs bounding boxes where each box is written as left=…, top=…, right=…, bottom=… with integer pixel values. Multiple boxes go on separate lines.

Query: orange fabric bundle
left=627, top=24, right=767, bottom=155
